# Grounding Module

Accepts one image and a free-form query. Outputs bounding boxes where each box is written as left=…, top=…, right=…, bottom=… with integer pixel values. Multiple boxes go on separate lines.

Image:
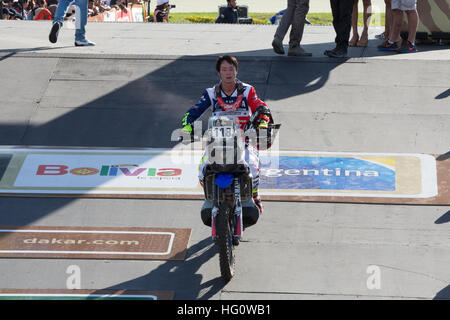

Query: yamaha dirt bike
left=199, top=115, right=280, bottom=282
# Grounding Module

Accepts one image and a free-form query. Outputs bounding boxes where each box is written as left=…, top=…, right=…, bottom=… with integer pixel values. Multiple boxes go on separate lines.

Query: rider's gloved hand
left=258, top=120, right=268, bottom=129
left=257, top=115, right=270, bottom=129
left=182, top=124, right=193, bottom=135
left=179, top=124, right=193, bottom=145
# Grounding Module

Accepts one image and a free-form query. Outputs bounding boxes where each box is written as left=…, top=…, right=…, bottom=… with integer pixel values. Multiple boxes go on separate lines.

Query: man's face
left=218, top=61, right=237, bottom=85
left=229, top=0, right=236, bottom=8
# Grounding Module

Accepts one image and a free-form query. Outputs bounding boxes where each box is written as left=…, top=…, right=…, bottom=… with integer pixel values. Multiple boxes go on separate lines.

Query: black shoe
left=272, top=38, right=285, bottom=55
left=49, top=21, right=61, bottom=44
left=324, top=47, right=348, bottom=58
left=323, top=47, right=338, bottom=56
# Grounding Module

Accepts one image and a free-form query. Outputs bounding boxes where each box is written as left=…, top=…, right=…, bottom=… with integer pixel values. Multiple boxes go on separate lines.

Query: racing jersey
left=182, top=80, right=267, bottom=130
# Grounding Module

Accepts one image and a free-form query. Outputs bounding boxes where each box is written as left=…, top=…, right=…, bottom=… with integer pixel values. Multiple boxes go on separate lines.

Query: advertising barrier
left=0, top=225, right=191, bottom=260
left=0, top=147, right=447, bottom=205
left=88, top=4, right=144, bottom=22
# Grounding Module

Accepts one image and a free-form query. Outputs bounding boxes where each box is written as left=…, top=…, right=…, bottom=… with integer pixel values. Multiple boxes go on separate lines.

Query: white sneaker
left=74, top=39, right=96, bottom=46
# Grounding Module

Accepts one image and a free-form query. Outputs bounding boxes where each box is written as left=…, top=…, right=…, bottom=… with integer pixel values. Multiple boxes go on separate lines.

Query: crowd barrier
left=87, top=4, right=145, bottom=22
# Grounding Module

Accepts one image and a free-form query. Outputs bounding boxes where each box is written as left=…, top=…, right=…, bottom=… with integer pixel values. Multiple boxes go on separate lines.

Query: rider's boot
left=253, top=189, right=263, bottom=214
left=199, top=180, right=213, bottom=226
left=200, top=199, right=213, bottom=226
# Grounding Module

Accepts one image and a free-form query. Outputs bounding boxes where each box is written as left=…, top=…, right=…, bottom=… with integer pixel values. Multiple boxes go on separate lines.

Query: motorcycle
left=199, top=114, right=280, bottom=282
left=178, top=109, right=280, bottom=282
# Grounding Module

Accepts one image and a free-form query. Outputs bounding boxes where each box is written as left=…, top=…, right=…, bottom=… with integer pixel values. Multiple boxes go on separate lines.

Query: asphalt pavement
left=0, top=20, right=449, bottom=300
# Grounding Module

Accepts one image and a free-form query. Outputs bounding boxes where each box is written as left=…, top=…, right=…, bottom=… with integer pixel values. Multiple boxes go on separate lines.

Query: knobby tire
left=216, top=202, right=235, bottom=282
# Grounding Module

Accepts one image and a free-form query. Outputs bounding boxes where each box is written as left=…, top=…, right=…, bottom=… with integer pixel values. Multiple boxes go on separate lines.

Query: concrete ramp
left=1, top=21, right=450, bottom=300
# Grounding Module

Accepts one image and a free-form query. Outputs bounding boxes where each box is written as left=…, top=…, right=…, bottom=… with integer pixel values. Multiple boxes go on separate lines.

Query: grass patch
left=166, top=12, right=385, bottom=26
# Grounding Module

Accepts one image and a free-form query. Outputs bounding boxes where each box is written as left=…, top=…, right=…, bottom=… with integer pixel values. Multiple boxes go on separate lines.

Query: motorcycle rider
left=181, top=55, right=274, bottom=221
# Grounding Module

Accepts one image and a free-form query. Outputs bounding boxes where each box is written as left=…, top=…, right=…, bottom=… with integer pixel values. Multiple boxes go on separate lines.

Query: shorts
left=391, top=0, right=417, bottom=11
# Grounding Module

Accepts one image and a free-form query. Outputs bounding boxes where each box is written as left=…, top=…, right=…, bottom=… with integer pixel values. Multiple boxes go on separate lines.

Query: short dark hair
left=216, top=55, right=238, bottom=73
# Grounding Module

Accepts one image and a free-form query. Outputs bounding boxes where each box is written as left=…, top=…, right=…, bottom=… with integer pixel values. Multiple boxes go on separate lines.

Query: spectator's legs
left=388, top=9, right=403, bottom=44
left=274, top=0, right=296, bottom=42
left=53, top=0, right=73, bottom=25
left=288, top=0, right=310, bottom=48
left=406, top=9, right=418, bottom=44
left=384, top=0, right=392, bottom=39
left=75, top=0, right=88, bottom=41
left=330, top=0, right=353, bottom=51
left=350, top=0, right=359, bottom=46
left=357, top=0, right=371, bottom=45
left=330, top=0, right=341, bottom=48
left=50, top=0, right=73, bottom=43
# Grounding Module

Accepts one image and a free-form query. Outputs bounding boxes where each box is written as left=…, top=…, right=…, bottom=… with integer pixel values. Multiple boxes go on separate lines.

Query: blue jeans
left=53, top=0, right=88, bottom=41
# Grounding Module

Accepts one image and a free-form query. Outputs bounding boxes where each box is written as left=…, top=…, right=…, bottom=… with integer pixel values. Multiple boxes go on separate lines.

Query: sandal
left=356, top=39, right=368, bottom=47
left=349, top=35, right=359, bottom=47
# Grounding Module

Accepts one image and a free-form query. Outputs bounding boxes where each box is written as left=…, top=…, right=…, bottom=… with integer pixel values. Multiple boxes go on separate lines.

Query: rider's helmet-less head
left=216, top=55, right=238, bottom=73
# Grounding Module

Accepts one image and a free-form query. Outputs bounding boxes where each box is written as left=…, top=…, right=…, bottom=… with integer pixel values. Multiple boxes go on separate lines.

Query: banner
left=0, top=147, right=441, bottom=203
left=88, top=5, right=144, bottom=22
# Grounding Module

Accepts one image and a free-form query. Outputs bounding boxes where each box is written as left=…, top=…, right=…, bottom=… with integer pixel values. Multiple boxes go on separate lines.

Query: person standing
left=378, top=0, right=418, bottom=53
left=271, top=0, right=311, bottom=56
left=375, top=0, right=393, bottom=41
left=154, top=0, right=172, bottom=23
left=48, top=0, right=95, bottom=46
left=349, top=0, right=372, bottom=47
left=324, top=0, right=354, bottom=58
left=215, top=0, right=238, bottom=24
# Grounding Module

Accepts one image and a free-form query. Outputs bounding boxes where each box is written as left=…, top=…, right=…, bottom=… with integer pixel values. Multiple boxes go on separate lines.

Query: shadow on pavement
left=434, top=210, right=450, bottom=224
left=435, top=89, right=450, bottom=99
left=0, top=50, right=345, bottom=148
left=90, top=237, right=225, bottom=300
left=436, top=151, right=450, bottom=161
left=434, top=285, right=450, bottom=300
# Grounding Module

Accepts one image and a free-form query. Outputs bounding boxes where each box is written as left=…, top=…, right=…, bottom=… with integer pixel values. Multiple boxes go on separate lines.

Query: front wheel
left=216, top=202, right=235, bottom=282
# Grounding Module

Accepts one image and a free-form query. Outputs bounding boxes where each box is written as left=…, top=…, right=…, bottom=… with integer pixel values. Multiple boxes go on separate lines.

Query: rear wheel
left=216, top=202, right=235, bottom=282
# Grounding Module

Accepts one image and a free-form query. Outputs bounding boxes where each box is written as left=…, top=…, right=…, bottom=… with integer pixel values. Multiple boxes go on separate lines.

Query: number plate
left=211, top=126, right=235, bottom=139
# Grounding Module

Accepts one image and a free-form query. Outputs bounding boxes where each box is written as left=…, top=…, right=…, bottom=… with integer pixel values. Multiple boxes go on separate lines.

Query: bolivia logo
left=70, top=167, right=100, bottom=176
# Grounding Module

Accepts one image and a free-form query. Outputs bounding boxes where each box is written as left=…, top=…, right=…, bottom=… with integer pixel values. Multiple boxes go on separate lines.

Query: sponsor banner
left=259, top=151, right=437, bottom=198
left=102, top=10, right=116, bottom=22
left=0, top=289, right=173, bottom=300
left=0, top=147, right=441, bottom=202
left=88, top=5, right=144, bottom=23
left=131, top=6, right=144, bottom=22
left=116, top=8, right=132, bottom=22
left=0, top=148, right=202, bottom=195
left=0, top=225, right=191, bottom=260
